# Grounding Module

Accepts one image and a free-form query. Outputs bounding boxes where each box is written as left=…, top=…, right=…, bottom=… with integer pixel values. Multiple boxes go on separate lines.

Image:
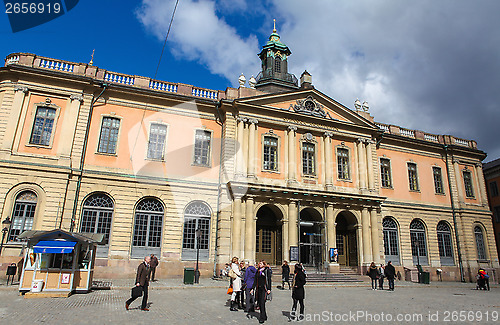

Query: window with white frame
left=433, top=167, right=444, bottom=194
left=30, top=107, right=56, bottom=146
left=383, top=217, right=400, bottom=264
left=410, top=219, right=428, bottom=265
left=407, top=162, right=419, bottom=191
left=474, top=225, right=487, bottom=260
left=337, top=148, right=350, bottom=180
left=380, top=158, right=392, bottom=188
left=302, top=142, right=315, bottom=175
left=263, top=136, right=278, bottom=171
left=182, top=201, right=211, bottom=261
left=437, top=221, right=454, bottom=265
left=80, top=193, right=114, bottom=258
left=131, top=198, right=164, bottom=258
left=463, top=169, right=474, bottom=198
left=147, top=123, right=167, bottom=160
left=8, top=191, right=37, bottom=242
left=193, top=130, right=211, bottom=166
left=98, top=117, right=120, bottom=154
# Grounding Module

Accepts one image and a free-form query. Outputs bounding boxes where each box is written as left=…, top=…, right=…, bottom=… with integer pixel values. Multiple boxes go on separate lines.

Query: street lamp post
left=195, top=228, right=202, bottom=284
left=0, top=217, right=12, bottom=256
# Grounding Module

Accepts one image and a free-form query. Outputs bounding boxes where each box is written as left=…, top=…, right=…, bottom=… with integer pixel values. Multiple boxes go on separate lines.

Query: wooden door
left=256, top=228, right=275, bottom=264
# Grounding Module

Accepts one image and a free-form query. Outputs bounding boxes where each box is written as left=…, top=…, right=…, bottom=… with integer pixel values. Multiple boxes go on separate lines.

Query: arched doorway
left=335, top=211, right=358, bottom=267
left=255, top=205, right=283, bottom=265
left=299, top=208, right=324, bottom=270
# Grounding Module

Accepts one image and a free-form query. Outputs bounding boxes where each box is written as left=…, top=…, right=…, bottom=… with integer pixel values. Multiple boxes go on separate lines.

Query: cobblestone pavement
left=0, top=282, right=498, bottom=324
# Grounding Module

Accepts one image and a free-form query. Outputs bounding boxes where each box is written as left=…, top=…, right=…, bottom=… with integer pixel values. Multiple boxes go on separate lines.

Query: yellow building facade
left=0, top=31, right=498, bottom=281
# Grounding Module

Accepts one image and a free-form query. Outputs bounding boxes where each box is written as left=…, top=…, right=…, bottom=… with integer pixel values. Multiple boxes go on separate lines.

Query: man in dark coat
left=126, top=256, right=151, bottom=311
left=385, top=261, right=396, bottom=291
left=149, top=254, right=159, bottom=282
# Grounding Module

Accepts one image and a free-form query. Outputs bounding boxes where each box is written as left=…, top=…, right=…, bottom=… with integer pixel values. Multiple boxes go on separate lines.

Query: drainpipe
left=297, top=200, right=301, bottom=263
left=70, top=84, right=108, bottom=232
left=213, top=99, right=224, bottom=278
left=443, top=145, right=465, bottom=282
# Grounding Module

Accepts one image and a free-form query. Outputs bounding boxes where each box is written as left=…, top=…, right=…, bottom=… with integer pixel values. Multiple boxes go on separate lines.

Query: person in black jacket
left=367, top=262, right=378, bottom=290
left=252, top=260, right=271, bottom=324
left=291, top=263, right=306, bottom=321
left=281, top=260, right=291, bottom=290
left=385, top=261, right=396, bottom=291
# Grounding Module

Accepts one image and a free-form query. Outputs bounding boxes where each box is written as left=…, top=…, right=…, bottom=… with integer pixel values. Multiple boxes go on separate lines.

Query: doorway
left=335, top=211, right=358, bottom=267
left=299, top=208, right=325, bottom=271
left=255, top=205, right=282, bottom=265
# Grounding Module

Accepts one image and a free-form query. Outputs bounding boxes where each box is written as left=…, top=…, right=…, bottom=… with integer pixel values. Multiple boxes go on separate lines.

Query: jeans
left=388, top=278, right=394, bottom=290
left=378, top=276, right=384, bottom=289
left=371, top=278, right=377, bottom=289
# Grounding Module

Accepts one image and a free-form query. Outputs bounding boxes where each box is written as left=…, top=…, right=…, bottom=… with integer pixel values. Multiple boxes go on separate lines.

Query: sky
left=1, top=0, right=499, bottom=162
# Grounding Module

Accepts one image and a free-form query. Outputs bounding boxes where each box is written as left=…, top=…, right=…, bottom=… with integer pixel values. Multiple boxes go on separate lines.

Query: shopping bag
left=227, top=285, right=233, bottom=295
left=131, top=286, right=143, bottom=298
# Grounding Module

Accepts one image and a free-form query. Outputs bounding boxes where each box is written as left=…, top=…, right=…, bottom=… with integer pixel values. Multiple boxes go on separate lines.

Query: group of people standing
left=226, top=257, right=307, bottom=323
left=367, top=261, right=396, bottom=291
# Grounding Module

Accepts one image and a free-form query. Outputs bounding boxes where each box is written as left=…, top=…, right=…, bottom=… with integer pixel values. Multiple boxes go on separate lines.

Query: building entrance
left=299, top=208, right=325, bottom=271
left=255, top=205, right=282, bottom=265
left=336, top=212, right=358, bottom=267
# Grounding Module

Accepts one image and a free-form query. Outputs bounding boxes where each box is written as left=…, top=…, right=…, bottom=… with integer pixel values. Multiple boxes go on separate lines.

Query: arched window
left=437, top=221, right=454, bottom=265
left=80, top=193, right=114, bottom=258
left=474, top=225, right=487, bottom=260
left=9, top=191, right=37, bottom=241
left=382, top=217, right=400, bottom=265
left=410, top=219, right=428, bottom=265
left=131, top=198, right=164, bottom=258
left=182, top=201, right=211, bottom=261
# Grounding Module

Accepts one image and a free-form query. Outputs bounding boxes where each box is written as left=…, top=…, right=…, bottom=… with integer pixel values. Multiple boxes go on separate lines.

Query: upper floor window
left=193, top=130, right=211, bottom=166
left=147, top=123, right=167, bottom=160
left=9, top=191, right=37, bottom=241
left=433, top=167, right=444, bottom=194
left=463, top=169, right=474, bottom=198
left=380, top=158, right=392, bottom=188
left=30, top=107, right=56, bottom=146
left=302, top=142, right=315, bottom=175
left=494, top=206, right=500, bottom=223
left=490, top=181, right=499, bottom=197
left=274, top=58, right=281, bottom=73
left=337, top=148, right=350, bottom=180
left=263, top=136, right=278, bottom=171
left=407, top=162, right=419, bottom=191
left=98, top=117, right=120, bottom=154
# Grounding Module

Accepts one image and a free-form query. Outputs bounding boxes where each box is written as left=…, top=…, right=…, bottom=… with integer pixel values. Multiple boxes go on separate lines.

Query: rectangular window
left=147, top=123, right=167, bottom=160
left=193, top=130, right=211, bottom=166
left=490, top=181, right=499, bottom=197
left=463, top=170, right=474, bottom=198
left=302, top=142, right=315, bottom=175
left=407, top=162, right=419, bottom=191
left=98, top=117, right=120, bottom=154
left=433, top=167, right=444, bottom=194
left=494, top=206, right=500, bottom=223
left=380, top=158, right=392, bottom=188
left=337, top=148, right=350, bottom=180
left=30, top=107, right=56, bottom=146
left=263, top=136, right=278, bottom=171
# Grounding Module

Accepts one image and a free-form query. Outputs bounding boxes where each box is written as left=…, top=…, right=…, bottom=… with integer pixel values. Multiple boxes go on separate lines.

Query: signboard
left=290, top=246, right=299, bottom=261
left=61, top=273, right=71, bottom=284
left=329, top=248, right=338, bottom=263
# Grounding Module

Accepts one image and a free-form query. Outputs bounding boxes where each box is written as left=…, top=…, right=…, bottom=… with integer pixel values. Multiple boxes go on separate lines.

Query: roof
left=18, top=229, right=105, bottom=245
left=483, top=157, right=500, bottom=171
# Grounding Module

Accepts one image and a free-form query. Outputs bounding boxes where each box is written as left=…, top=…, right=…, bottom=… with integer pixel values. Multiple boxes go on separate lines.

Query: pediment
left=235, top=89, right=377, bottom=129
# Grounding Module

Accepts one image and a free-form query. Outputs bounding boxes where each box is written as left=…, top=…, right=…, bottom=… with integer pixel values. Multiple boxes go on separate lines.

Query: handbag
left=266, top=290, right=272, bottom=301
left=227, top=285, right=233, bottom=295
left=131, top=286, right=143, bottom=298
left=228, top=269, right=237, bottom=279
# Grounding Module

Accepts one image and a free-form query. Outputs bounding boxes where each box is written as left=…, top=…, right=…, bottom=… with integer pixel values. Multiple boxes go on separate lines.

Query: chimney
left=300, top=70, right=313, bottom=89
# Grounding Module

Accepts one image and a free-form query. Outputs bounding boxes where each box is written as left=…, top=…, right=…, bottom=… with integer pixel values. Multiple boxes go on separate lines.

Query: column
left=1, top=86, right=28, bottom=152
left=324, top=132, right=333, bottom=188
left=242, top=121, right=249, bottom=177
left=240, top=203, right=246, bottom=260
left=282, top=217, right=289, bottom=262
left=57, top=94, right=83, bottom=158
left=288, top=201, right=298, bottom=261
left=475, top=163, right=488, bottom=205
left=361, top=207, right=372, bottom=264
left=247, top=119, right=258, bottom=177
left=357, top=139, right=367, bottom=190
left=356, top=225, right=364, bottom=265
left=453, top=159, right=465, bottom=203
left=232, top=196, right=243, bottom=258
left=235, top=116, right=246, bottom=178
left=370, top=208, right=380, bottom=263
left=245, top=197, right=255, bottom=262
left=288, top=126, right=297, bottom=182
left=353, top=141, right=360, bottom=188
left=366, top=139, right=375, bottom=190
left=326, top=204, right=335, bottom=251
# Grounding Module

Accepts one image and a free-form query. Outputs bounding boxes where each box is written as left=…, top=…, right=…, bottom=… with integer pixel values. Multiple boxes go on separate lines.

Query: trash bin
left=31, top=280, right=44, bottom=292
left=6, top=265, right=17, bottom=276
left=419, top=272, right=430, bottom=284
left=184, top=267, right=195, bottom=285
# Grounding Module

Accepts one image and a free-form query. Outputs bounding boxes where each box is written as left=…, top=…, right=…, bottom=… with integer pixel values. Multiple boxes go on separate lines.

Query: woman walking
left=229, top=257, right=242, bottom=311
left=281, top=260, right=291, bottom=290
left=252, top=260, right=271, bottom=324
left=291, top=263, right=306, bottom=321
left=367, top=262, right=378, bottom=290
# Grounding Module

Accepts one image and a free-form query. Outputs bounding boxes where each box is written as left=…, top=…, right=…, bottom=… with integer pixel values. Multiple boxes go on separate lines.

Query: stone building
left=484, top=158, right=500, bottom=260
left=0, top=28, right=498, bottom=281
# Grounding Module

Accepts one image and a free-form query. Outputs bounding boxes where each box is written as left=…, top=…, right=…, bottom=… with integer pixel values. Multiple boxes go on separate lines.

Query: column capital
left=288, top=125, right=298, bottom=132
left=248, top=118, right=259, bottom=125
left=324, top=131, right=334, bottom=139
left=70, top=94, right=84, bottom=102
left=452, top=158, right=460, bottom=164
left=236, top=116, right=248, bottom=123
left=474, top=162, right=482, bottom=168
left=14, top=85, right=28, bottom=93
left=357, top=137, right=366, bottom=144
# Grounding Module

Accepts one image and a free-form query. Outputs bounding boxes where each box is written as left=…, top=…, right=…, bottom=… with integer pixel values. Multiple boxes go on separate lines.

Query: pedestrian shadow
left=246, top=311, right=259, bottom=320
left=282, top=311, right=293, bottom=322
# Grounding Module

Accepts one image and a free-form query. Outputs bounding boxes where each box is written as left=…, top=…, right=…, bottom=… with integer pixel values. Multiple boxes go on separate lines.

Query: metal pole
left=195, top=230, right=200, bottom=284
left=0, top=230, right=6, bottom=256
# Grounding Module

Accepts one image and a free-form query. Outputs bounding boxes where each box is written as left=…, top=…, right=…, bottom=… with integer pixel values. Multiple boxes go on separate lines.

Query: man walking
left=149, top=254, right=159, bottom=282
left=126, top=256, right=151, bottom=311
left=385, top=261, right=396, bottom=291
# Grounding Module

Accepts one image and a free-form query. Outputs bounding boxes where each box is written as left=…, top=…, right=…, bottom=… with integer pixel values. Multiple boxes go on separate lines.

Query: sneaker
left=141, top=308, right=149, bottom=311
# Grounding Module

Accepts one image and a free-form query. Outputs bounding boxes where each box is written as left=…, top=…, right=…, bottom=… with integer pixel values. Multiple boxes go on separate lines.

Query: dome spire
left=273, top=19, right=276, bottom=33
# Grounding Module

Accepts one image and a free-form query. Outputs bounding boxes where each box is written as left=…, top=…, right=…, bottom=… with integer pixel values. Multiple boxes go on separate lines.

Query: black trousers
left=245, top=288, right=254, bottom=312
left=150, top=267, right=156, bottom=281
left=256, top=287, right=267, bottom=321
left=387, top=278, right=394, bottom=290
left=378, top=276, right=384, bottom=289
left=292, top=298, right=304, bottom=315
left=126, top=284, right=148, bottom=309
